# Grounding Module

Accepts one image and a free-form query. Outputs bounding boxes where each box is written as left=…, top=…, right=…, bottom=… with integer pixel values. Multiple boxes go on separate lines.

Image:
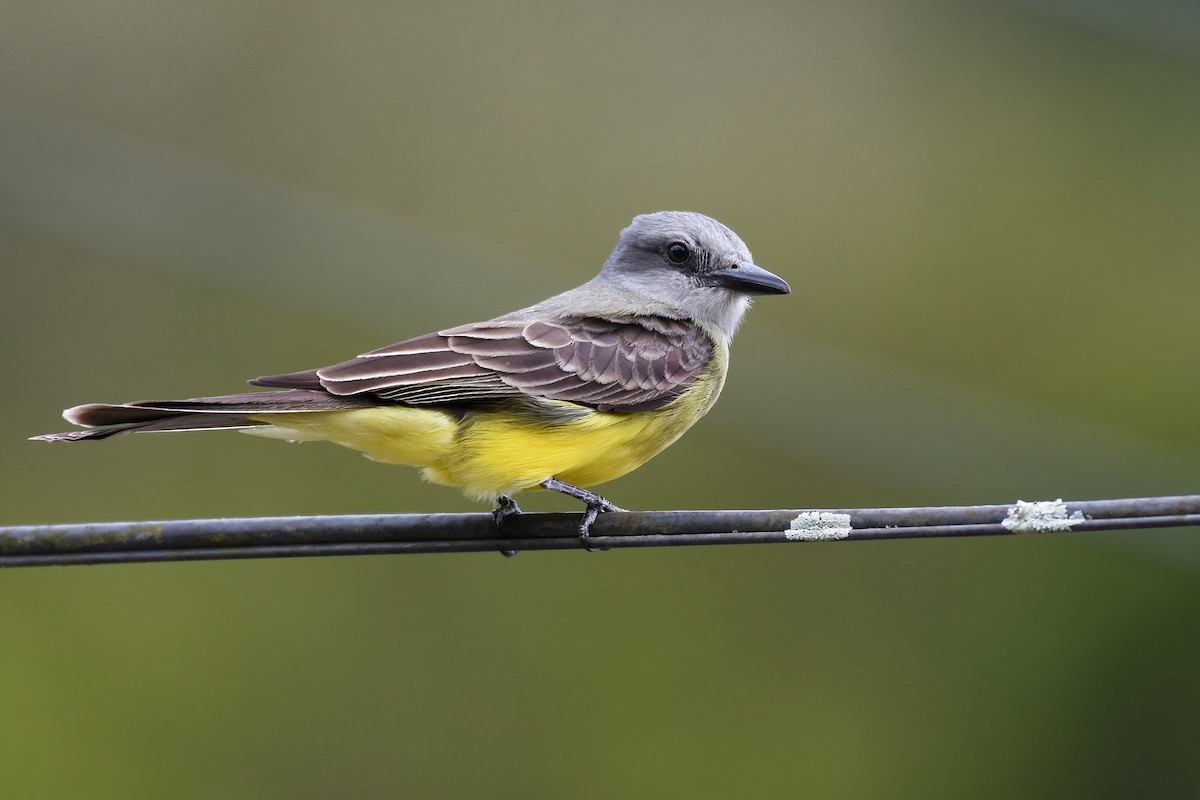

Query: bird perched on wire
left=34, top=211, right=790, bottom=543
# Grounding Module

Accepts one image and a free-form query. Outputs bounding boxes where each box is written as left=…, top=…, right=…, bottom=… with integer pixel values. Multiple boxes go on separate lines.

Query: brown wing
left=252, top=315, right=714, bottom=413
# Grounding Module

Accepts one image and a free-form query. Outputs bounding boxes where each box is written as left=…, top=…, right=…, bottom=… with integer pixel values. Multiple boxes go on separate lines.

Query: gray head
left=593, top=211, right=789, bottom=340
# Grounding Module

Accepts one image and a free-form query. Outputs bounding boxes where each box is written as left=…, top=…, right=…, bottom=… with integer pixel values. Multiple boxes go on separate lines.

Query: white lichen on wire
left=1001, top=499, right=1086, bottom=533
left=785, top=511, right=854, bottom=541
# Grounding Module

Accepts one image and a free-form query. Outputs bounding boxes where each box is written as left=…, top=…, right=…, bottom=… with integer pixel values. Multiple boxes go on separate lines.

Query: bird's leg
left=492, top=494, right=521, bottom=558
left=539, top=477, right=626, bottom=549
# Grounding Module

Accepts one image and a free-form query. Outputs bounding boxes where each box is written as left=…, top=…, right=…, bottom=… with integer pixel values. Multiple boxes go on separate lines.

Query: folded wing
left=253, top=315, right=713, bottom=413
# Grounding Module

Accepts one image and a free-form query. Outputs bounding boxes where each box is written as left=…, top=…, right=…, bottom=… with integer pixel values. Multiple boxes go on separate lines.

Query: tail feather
left=32, top=413, right=263, bottom=442
left=33, top=389, right=381, bottom=442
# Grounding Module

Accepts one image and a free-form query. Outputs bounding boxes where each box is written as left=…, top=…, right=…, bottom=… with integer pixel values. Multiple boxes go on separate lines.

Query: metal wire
left=2, top=495, right=1198, bottom=568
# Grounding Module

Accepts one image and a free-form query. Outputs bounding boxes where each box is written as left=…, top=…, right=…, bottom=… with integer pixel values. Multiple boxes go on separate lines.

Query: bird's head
left=596, top=211, right=790, bottom=339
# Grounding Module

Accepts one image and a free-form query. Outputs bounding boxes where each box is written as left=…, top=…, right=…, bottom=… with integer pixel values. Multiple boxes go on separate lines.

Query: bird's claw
left=536, top=477, right=626, bottom=551
left=578, top=498, right=625, bottom=551
left=492, top=494, right=521, bottom=557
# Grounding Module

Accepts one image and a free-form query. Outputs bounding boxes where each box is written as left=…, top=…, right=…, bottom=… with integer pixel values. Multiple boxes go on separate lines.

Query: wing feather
left=253, top=314, right=714, bottom=412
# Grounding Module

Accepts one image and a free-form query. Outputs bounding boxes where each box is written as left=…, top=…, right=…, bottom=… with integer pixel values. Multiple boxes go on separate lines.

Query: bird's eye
left=666, top=242, right=690, bottom=264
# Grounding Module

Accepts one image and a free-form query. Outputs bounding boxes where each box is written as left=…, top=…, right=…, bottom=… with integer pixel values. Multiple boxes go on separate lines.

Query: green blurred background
left=4, top=1, right=1200, bottom=796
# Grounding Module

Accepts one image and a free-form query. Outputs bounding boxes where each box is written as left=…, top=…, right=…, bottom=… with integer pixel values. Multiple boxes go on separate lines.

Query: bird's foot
left=492, top=494, right=522, bottom=557
left=538, top=477, right=626, bottom=551
left=493, top=493, right=522, bottom=524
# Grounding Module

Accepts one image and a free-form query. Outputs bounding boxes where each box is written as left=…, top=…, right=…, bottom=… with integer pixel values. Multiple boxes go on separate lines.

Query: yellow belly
left=434, top=395, right=711, bottom=499
left=246, top=341, right=727, bottom=501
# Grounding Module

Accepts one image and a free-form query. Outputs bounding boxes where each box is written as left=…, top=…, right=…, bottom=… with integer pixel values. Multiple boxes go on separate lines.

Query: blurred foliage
left=3, top=1, right=1200, bottom=797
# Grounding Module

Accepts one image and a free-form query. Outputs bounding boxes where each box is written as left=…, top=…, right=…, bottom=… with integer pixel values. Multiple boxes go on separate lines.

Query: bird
left=33, top=211, right=790, bottom=544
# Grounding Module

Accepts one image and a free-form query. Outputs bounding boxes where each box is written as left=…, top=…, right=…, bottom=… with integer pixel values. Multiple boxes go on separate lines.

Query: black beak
left=704, top=262, right=791, bottom=295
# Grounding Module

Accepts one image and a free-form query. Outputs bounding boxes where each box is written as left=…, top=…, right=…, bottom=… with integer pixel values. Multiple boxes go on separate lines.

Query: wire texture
left=2, top=495, right=1197, bottom=568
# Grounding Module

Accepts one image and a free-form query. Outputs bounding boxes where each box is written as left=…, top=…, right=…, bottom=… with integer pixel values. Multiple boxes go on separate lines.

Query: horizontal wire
left=2, top=495, right=1198, bottom=568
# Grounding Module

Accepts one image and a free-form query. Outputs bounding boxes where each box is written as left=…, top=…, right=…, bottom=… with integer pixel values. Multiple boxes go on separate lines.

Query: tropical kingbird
left=34, top=211, right=790, bottom=540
